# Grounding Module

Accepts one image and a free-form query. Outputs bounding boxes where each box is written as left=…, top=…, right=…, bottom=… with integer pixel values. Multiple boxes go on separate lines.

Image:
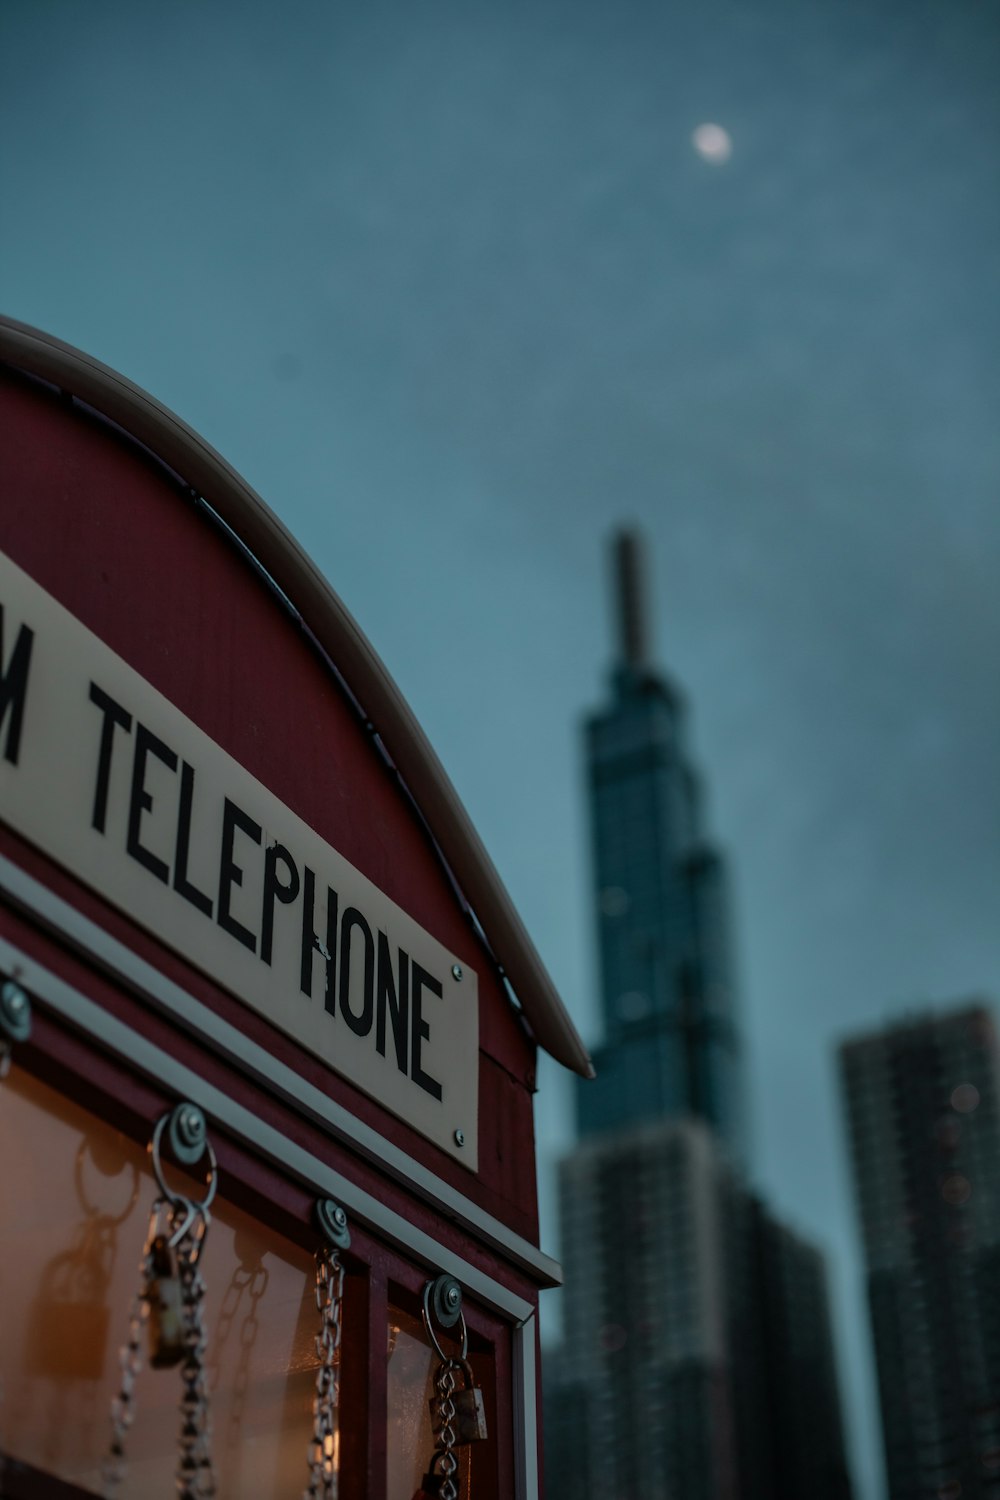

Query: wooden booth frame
left=0, top=856, right=542, bottom=1500
left=0, top=315, right=594, bottom=1500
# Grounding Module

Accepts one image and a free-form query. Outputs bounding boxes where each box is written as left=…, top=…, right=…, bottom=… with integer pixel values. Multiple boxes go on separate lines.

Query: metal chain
left=176, top=1211, right=215, bottom=1499
left=431, top=1360, right=461, bottom=1500
left=304, top=1243, right=344, bottom=1500
left=102, top=1209, right=158, bottom=1498
left=102, top=1105, right=217, bottom=1498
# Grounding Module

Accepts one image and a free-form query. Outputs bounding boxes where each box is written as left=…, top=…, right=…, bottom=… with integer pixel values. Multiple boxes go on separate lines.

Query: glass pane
left=387, top=1304, right=472, bottom=1500
left=387, top=1305, right=435, bottom=1500
left=0, top=1065, right=331, bottom=1498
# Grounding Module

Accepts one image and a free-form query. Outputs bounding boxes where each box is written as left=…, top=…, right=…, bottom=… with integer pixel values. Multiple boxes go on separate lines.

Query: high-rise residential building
left=548, top=1116, right=738, bottom=1499
left=840, top=1005, right=1000, bottom=1499
left=579, top=531, right=742, bottom=1150
left=545, top=1114, right=852, bottom=1500
left=544, top=530, right=852, bottom=1500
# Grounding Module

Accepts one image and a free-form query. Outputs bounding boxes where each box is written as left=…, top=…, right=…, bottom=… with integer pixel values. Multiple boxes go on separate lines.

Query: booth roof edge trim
left=0, top=314, right=596, bottom=1082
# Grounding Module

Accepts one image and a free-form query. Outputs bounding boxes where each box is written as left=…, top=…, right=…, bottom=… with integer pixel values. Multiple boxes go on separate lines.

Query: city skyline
left=546, top=531, right=852, bottom=1498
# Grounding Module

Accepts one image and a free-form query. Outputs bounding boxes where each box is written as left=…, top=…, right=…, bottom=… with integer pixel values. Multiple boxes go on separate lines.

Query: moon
left=692, top=123, right=733, bottom=164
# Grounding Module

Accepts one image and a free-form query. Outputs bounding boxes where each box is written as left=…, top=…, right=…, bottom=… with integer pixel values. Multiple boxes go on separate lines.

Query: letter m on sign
left=0, top=605, right=34, bottom=766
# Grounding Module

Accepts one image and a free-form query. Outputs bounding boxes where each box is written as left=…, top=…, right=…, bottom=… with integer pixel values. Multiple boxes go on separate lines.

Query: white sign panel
left=0, top=549, right=478, bottom=1167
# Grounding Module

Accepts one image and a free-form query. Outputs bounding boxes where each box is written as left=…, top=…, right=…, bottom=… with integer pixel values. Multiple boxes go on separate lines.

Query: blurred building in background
left=841, top=1006, right=1000, bottom=1500
left=544, top=532, right=852, bottom=1500
left=578, top=532, right=742, bottom=1151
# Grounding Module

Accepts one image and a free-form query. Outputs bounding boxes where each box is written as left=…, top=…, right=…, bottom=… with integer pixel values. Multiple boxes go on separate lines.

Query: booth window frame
left=0, top=861, right=541, bottom=1500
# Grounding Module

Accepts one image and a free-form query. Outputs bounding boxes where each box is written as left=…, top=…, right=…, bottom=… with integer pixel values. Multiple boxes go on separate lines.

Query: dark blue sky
left=4, top=3, right=1000, bottom=1494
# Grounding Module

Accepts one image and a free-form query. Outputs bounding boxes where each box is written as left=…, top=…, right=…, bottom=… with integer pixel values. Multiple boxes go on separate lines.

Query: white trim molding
left=0, top=853, right=562, bottom=1290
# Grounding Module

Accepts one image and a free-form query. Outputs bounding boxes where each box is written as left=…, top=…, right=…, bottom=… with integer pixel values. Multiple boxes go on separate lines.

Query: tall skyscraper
left=579, top=531, right=742, bottom=1149
left=840, top=1005, right=1000, bottom=1499
left=544, top=531, right=852, bottom=1500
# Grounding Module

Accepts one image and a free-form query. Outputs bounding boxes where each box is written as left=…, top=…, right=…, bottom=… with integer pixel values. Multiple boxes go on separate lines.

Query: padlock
left=452, top=1357, right=488, bottom=1443
left=411, top=1451, right=450, bottom=1499
left=432, top=1358, right=488, bottom=1445
left=147, top=1234, right=185, bottom=1368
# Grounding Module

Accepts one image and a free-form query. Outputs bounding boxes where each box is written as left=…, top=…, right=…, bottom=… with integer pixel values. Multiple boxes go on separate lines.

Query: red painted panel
left=0, top=367, right=540, bottom=1235
left=10, top=969, right=533, bottom=1474
left=8, top=1013, right=527, bottom=1500
left=1, top=859, right=542, bottom=1262
left=1, top=823, right=538, bottom=1236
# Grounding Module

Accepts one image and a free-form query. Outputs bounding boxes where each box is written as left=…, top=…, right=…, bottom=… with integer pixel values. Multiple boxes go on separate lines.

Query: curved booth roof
left=0, top=314, right=593, bottom=1081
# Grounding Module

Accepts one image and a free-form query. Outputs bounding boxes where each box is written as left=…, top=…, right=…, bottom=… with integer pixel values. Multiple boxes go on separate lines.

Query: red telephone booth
left=0, top=316, right=593, bottom=1500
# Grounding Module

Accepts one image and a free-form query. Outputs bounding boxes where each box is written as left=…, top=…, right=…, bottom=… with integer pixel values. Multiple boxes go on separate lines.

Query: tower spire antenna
left=613, top=526, right=651, bottom=669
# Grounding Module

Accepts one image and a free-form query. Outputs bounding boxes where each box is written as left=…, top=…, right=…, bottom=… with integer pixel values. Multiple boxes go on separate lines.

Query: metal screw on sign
left=0, top=977, right=31, bottom=1079
left=304, top=1199, right=350, bottom=1500
left=451, top=965, right=463, bottom=982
